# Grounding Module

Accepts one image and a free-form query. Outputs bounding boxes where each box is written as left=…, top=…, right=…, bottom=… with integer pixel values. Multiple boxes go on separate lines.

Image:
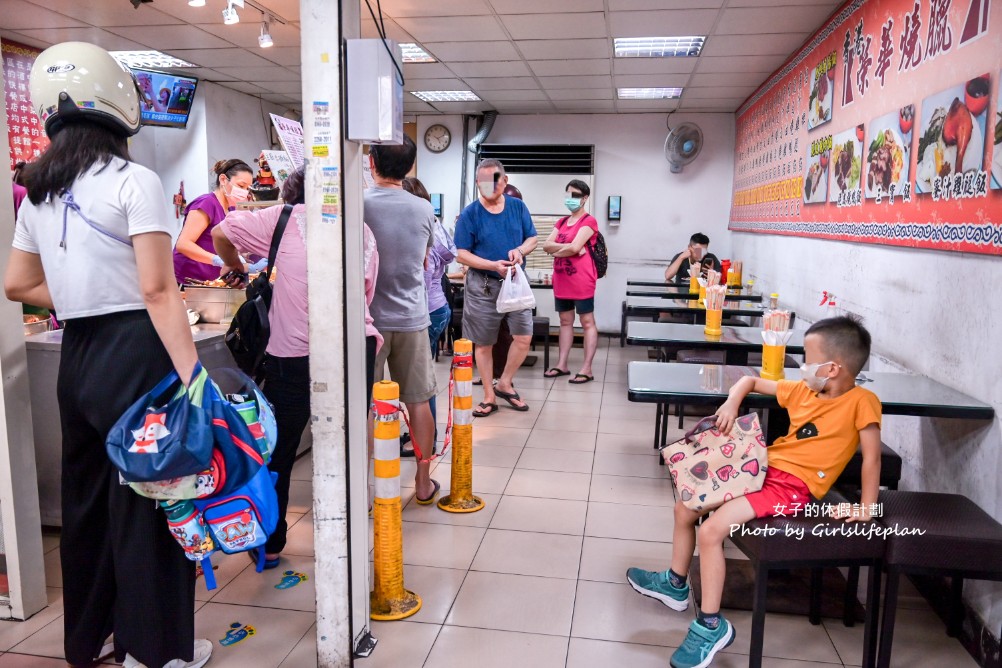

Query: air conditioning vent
left=477, top=144, right=594, bottom=174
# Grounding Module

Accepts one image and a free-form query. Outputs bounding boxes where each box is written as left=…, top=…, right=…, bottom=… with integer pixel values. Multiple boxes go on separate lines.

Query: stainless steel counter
left=25, top=325, right=247, bottom=525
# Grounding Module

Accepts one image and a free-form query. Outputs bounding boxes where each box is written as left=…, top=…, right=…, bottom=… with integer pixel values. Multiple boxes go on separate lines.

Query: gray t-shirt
left=364, top=186, right=435, bottom=332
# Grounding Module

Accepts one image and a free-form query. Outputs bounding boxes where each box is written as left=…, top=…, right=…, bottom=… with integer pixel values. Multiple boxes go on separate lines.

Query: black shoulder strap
left=265, top=204, right=293, bottom=280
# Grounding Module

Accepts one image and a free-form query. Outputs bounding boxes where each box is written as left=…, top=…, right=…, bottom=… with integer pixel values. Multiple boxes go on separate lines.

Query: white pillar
left=300, top=1, right=368, bottom=664
left=0, top=40, right=47, bottom=620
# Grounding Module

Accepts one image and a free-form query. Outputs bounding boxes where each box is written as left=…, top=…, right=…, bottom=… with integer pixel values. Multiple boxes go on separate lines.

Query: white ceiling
left=0, top=0, right=843, bottom=115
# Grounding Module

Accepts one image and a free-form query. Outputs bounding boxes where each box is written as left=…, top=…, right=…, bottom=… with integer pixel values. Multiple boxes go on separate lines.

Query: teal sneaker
left=670, top=618, right=735, bottom=668
left=625, top=567, right=690, bottom=611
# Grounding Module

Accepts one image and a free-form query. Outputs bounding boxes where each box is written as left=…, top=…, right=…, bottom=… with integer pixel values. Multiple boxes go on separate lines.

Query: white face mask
left=228, top=184, right=249, bottom=203
left=800, top=361, right=835, bottom=392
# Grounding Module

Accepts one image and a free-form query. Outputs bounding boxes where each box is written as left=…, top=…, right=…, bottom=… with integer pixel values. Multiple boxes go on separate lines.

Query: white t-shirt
left=13, top=159, right=178, bottom=319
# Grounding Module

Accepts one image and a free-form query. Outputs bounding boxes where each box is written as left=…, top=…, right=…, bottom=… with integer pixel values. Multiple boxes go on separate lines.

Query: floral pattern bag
left=661, top=414, right=768, bottom=512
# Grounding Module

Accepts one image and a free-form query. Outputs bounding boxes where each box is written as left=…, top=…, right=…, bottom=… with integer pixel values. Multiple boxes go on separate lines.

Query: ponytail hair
left=211, top=158, right=252, bottom=189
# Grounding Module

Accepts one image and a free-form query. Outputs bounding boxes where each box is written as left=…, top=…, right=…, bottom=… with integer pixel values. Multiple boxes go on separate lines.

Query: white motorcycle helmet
left=30, top=41, right=142, bottom=138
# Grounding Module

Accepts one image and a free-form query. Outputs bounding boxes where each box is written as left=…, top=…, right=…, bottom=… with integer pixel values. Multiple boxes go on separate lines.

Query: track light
left=258, top=18, right=273, bottom=48
left=222, top=2, right=239, bottom=25
left=187, top=0, right=205, bottom=6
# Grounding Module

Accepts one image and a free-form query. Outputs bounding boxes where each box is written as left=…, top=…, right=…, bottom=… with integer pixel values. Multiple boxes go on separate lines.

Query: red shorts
left=743, top=467, right=812, bottom=519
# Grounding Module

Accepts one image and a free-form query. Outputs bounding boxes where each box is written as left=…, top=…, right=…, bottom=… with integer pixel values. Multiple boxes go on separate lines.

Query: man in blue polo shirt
left=455, top=159, right=538, bottom=417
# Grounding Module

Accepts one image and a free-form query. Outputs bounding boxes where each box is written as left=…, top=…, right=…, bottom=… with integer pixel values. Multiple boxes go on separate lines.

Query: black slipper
left=473, top=401, right=498, bottom=417
left=544, top=367, right=571, bottom=378
left=569, top=373, right=595, bottom=384
left=494, top=387, right=530, bottom=411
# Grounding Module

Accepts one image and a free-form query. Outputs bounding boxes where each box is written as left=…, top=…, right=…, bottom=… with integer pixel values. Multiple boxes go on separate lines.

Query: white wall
left=130, top=82, right=291, bottom=227
left=732, top=231, right=1002, bottom=633
left=415, top=112, right=737, bottom=332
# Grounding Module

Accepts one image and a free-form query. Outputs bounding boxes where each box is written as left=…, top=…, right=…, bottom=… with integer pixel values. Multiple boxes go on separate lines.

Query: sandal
left=400, top=432, right=415, bottom=457
left=248, top=550, right=281, bottom=570
left=473, top=401, right=498, bottom=417
left=569, top=373, right=594, bottom=384
left=544, top=367, right=571, bottom=378
left=415, top=479, right=441, bottom=505
left=494, top=387, right=530, bottom=411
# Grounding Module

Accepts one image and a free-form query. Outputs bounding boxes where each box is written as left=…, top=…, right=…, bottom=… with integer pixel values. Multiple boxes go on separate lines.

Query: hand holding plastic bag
left=496, top=264, right=536, bottom=314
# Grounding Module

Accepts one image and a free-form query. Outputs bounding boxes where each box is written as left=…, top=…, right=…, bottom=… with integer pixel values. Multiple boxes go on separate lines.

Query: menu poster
left=269, top=113, right=305, bottom=169
left=808, top=50, right=836, bottom=130
left=864, top=106, right=913, bottom=201
left=729, top=0, right=1002, bottom=255
left=830, top=125, right=864, bottom=206
left=3, top=39, right=49, bottom=172
left=260, top=150, right=294, bottom=189
left=804, top=134, right=831, bottom=204
left=993, top=70, right=1002, bottom=190
left=915, top=75, right=989, bottom=197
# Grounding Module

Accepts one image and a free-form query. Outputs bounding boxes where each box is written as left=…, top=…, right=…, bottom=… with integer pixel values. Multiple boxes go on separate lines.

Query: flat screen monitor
left=132, top=68, right=198, bottom=129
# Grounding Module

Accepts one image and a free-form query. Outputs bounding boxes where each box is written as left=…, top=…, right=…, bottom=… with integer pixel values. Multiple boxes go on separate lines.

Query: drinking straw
left=706, top=285, right=727, bottom=311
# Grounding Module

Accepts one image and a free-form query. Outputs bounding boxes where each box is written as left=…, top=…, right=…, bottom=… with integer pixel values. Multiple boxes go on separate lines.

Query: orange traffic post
left=370, top=380, right=421, bottom=621
left=438, top=339, right=484, bottom=513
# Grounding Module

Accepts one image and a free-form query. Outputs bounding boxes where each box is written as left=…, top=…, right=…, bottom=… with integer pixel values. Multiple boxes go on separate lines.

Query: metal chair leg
left=845, top=565, right=861, bottom=627
left=749, top=564, right=769, bottom=668
left=809, top=567, right=823, bottom=625
left=948, top=577, right=964, bottom=637
left=877, top=568, right=901, bottom=668
left=862, top=562, right=881, bottom=668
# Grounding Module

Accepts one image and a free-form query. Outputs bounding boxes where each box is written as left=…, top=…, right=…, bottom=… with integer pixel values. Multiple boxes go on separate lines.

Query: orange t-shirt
left=767, top=380, right=882, bottom=499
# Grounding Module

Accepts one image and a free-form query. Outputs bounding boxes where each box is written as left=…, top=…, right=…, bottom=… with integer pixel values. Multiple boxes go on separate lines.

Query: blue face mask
left=564, top=197, right=582, bottom=212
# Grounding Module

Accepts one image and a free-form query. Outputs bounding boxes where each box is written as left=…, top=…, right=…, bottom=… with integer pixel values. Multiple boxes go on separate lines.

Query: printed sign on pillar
left=2, top=39, right=49, bottom=172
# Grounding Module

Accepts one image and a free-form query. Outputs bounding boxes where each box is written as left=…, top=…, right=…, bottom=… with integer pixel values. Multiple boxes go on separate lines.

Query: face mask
left=477, top=180, right=496, bottom=198
left=800, top=361, right=834, bottom=392
left=564, top=197, right=582, bottom=212
left=228, top=185, right=249, bottom=203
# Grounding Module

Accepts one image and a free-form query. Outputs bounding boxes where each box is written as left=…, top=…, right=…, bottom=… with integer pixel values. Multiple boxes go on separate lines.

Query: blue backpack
left=113, top=366, right=280, bottom=589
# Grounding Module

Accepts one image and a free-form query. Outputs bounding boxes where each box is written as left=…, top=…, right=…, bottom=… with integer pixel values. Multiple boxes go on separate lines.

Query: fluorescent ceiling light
left=614, top=36, right=705, bottom=58
left=110, top=50, right=197, bottom=69
left=411, top=90, right=481, bottom=102
left=617, top=87, right=683, bottom=99
left=400, top=43, right=435, bottom=63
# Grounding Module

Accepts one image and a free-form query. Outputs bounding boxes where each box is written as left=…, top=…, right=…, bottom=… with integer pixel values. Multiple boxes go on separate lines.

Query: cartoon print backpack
left=661, top=414, right=768, bottom=512
left=111, top=365, right=280, bottom=589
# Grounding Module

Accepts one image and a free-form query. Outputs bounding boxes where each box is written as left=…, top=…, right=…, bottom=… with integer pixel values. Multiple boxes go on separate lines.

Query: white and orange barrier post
left=370, top=380, right=421, bottom=621
left=438, top=339, right=484, bottom=513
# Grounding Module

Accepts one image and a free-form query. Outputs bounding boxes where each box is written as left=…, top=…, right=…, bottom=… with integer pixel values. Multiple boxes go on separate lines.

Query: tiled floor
left=0, top=338, right=982, bottom=667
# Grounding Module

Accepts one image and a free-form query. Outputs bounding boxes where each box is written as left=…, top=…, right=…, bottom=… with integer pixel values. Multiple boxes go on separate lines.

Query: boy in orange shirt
left=628, top=316, right=882, bottom=668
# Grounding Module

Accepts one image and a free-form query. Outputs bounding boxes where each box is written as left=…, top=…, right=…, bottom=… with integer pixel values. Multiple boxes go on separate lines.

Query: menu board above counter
left=729, top=0, right=1001, bottom=255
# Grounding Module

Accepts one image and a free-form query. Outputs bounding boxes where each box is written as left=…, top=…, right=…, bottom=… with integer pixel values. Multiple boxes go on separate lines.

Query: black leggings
left=58, top=311, right=195, bottom=667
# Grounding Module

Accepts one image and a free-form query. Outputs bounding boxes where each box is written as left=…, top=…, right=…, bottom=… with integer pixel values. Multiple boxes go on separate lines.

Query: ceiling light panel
left=110, top=50, right=197, bottom=68
left=617, top=87, right=684, bottom=99
left=614, top=36, right=705, bottom=57
left=400, top=43, right=436, bottom=63
left=411, top=90, right=481, bottom=102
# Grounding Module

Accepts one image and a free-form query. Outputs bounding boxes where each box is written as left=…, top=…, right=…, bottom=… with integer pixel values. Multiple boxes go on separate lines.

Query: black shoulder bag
left=224, top=204, right=293, bottom=381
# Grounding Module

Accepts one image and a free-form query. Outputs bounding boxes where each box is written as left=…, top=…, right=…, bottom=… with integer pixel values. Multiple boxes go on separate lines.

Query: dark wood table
left=628, top=278, right=757, bottom=290
left=629, top=361, right=994, bottom=446
left=626, top=321, right=804, bottom=365
left=627, top=286, right=763, bottom=302
left=625, top=296, right=779, bottom=321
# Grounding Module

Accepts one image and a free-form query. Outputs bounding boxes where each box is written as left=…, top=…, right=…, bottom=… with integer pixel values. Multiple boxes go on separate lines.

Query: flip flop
left=569, top=374, right=595, bottom=384
left=473, top=401, right=498, bottom=417
left=544, top=367, right=571, bottom=378
left=415, top=479, right=441, bottom=505
left=494, top=387, right=530, bottom=411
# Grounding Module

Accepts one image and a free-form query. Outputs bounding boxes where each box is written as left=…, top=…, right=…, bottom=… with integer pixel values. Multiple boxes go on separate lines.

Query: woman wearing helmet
left=4, top=43, right=209, bottom=668
left=173, top=158, right=256, bottom=284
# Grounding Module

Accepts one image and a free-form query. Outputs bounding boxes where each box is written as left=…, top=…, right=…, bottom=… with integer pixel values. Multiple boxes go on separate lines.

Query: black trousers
left=58, top=311, right=195, bottom=667
left=262, top=354, right=311, bottom=554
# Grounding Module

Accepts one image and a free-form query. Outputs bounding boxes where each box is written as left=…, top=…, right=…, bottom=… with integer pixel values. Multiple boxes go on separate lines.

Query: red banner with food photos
left=728, top=0, right=1002, bottom=255
left=3, top=39, right=48, bottom=173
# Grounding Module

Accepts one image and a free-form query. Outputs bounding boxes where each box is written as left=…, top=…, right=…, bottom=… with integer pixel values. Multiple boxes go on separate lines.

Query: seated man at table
left=626, top=316, right=882, bottom=668
left=664, top=232, right=721, bottom=283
